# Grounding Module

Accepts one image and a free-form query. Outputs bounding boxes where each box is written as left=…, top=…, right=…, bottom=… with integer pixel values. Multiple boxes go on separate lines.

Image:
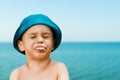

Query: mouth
left=36, top=47, right=45, bottom=50
left=35, top=46, right=46, bottom=52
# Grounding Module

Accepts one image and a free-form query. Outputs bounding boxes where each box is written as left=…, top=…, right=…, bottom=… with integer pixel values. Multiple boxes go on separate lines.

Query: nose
left=37, top=36, right=44, bottom=43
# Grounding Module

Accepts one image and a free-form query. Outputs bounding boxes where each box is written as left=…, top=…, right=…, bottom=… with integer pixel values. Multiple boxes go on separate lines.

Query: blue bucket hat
left=13, top=14, right=62, bottom=54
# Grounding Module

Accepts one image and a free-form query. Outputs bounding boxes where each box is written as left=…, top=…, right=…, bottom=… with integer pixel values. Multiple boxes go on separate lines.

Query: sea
left=0, top=42, right=120, bottom=80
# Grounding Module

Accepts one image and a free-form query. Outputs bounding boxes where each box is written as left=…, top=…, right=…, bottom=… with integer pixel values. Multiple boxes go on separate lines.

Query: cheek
left=48, top=39, right=55, bottom=50
left=24, top=41, right=34, bottom=48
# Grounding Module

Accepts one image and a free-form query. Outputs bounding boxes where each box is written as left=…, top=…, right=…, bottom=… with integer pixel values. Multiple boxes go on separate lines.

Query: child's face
left=17, top=24, right=54, bottom=59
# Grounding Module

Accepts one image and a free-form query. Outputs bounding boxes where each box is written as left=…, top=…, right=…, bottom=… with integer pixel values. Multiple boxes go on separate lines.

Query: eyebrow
left=28, top=32, right=37, bottom=36
left=43, top=32, right=52, bottom=35
left=28, top=31, right=53, bottom=36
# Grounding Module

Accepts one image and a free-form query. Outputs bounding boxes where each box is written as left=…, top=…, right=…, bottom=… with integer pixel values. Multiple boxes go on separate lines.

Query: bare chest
left=19, top=70, right=58, bottom=80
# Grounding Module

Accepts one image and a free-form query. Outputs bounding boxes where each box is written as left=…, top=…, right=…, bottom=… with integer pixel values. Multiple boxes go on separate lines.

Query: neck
left=26, top=58, right=51, bottom=72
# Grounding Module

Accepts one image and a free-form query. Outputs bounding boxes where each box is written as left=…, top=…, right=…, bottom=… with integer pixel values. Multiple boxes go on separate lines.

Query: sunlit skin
left=10, top=24, right=69, bottom=80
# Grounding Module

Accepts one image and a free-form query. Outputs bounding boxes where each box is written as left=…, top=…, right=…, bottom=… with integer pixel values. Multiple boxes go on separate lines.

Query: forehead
left=25, top=24, right=53, bottom=34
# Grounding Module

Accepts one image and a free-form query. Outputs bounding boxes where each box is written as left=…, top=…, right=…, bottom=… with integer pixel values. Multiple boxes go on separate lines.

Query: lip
left=35, top=46, right=46, bottom=51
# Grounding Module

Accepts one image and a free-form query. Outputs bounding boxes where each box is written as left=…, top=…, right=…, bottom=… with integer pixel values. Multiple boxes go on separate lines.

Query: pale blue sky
left=0, top=0, right=120, bottom=42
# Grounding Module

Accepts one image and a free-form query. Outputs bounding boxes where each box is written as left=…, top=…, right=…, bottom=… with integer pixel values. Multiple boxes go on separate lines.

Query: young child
left=10, top=14, right=69, bottom=80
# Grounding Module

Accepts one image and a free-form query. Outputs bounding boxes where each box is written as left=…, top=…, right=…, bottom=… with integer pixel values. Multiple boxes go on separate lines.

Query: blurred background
left=0, top=0, right=120, bottom=42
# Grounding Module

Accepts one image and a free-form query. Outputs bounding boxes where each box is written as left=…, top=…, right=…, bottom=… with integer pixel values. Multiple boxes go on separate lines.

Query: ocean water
left=0, top=42, right=120, bottom=80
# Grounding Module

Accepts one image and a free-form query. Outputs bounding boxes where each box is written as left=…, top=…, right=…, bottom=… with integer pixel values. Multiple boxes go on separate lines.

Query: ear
left=52, top=39, right=55, bottom=51
left=17, top=40, right=25, bottom=52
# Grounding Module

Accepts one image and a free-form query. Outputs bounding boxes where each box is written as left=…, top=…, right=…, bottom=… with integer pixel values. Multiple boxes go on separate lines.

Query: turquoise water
left=0, top=42, right=120, bottom=80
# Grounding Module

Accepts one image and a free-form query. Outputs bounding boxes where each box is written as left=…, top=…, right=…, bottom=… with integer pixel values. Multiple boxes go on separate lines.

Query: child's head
left=13, top=14, right=62, bottom=54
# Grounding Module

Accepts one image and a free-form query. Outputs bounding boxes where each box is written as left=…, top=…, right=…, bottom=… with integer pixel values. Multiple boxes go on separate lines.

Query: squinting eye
left=43, top=35, right=49, bottom=38
left=30, top=36, right=37, bottom=39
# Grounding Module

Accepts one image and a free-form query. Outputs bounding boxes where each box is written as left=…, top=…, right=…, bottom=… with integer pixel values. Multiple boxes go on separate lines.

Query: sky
left=0, top=0, right=120, bottom=42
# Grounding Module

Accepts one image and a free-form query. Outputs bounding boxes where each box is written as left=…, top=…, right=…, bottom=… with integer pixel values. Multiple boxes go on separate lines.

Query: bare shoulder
left=55, top=62, right=67, bottom=69
left=10, top=66, right=23, bottom=80
left=52, top=61, right=70, bottom=80
left=10, top=68, right=19, bottom=80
